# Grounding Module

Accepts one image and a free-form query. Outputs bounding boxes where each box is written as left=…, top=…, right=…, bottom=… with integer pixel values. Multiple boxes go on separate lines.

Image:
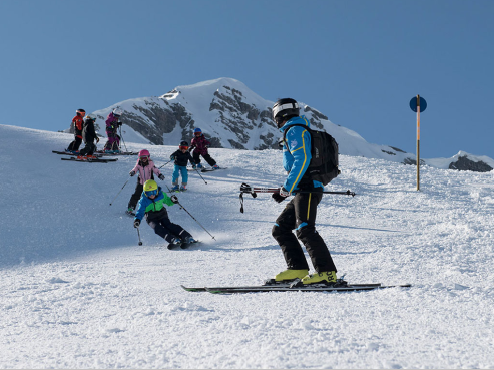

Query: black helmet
left=179, top=140, right=188, bottom=146
left=272, top=98, right=300, bottom=127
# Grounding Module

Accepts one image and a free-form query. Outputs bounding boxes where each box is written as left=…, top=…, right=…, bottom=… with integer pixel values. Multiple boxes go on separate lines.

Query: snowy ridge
left=85, top=77, right=494, bottom=172
left=2, top=123, right=494, bottom=368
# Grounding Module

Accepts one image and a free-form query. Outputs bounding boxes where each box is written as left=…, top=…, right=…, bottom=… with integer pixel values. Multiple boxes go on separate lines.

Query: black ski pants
left=79, top=142, right=96, bottom=156
left=147, top=216, right=191, bottom=244
left=128, top=181, right=143, bottom=210
left=67, top=137, right=82, bottom=151
left=192, top=151, right=216, bottom=166
left=272, top=191, right=337, bottom=273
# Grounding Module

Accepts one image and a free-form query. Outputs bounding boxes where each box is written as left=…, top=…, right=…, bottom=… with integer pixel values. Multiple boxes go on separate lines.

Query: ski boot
left=171, top=185, right=180, bottom=192
left=196, top=163, right=203, bottom=169
left=180, top=185, right=187, bottom=192
left=300, top=271, right=337, bottom=286
left=212, top=164, right=219, bottom=169
left=265, top=269, right=309, bottom=286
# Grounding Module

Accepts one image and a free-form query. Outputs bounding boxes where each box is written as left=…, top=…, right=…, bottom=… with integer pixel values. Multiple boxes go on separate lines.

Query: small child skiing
left=127, top=149, right=165, bottom=215
left=189, top=128, right=219, bottom=169
left=66, top=109, right=86, bottom=153
left=170, top=141, right=196, bottom=192
left=78, top=114, right=100, bottom=157
left=133, top=179, right=196, bottom=247
left=103, top=108, right=123, bottom=153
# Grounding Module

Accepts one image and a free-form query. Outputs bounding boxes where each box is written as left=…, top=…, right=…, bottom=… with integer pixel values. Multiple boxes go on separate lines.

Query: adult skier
left=133, top=179, right=196, bottom=246
left=66, top=109, right=85, bottom=152
left=79, top=114, right=99, bottom=156
left=271, top=98, right=338, bottom=285
left=103, top=108, right=123, bottom=152
left=189, top=128, right=219, bottom=169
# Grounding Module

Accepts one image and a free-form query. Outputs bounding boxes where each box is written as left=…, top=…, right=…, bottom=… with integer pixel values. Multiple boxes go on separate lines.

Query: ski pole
left=240, top=183, right=356, bottom=197
left=109, top=177, right=131, bottom=206
left=158, top=159, right=173, bottom=169
left=136, top=227, right=143, bottom=246
left=176, top=201, right=215, bottom=240
left=193, top=167, right=207, bottom=185
left=239, top=182, right=356, bottom=213
left=119, top=126, right=128, bottom=152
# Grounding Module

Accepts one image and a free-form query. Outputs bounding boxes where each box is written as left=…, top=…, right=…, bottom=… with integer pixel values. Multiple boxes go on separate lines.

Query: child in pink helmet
left=126, top=149, right=165, bottom=215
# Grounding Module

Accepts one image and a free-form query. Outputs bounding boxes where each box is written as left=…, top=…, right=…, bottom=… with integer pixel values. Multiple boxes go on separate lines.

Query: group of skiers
left=66, top=98, right=340, bottom=286
left=66, top=108, right=123, bottom=156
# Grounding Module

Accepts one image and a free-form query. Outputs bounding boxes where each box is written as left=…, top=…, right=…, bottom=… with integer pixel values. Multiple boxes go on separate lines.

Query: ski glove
left=272, top=187, right=290, bottom=203
left=191, top=164, right=196, bottom=169
left=129, top=170, right=136, bottom=176
left=170, top=155, right=176, bottom=160
left=170, top=195, right=179, bottom=204
left=158, top=174, right=165, bottom=180
left=133, top=219, right=141, bottom=228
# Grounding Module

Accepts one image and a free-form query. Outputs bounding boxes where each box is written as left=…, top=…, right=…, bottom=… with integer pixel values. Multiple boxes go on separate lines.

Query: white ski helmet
left=113, top=108, right=123, bottom=116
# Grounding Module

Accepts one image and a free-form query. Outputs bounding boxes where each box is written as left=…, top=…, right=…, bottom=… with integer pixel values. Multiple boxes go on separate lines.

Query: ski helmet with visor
left=143, top=179, right=158, bottom=197
left=179, top=141, right=189, bottom=150
left=272, top=98, right=300, bottom=128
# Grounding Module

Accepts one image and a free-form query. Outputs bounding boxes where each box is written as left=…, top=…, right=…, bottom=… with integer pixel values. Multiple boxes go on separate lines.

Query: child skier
left=170, top=141, right=196, bottom=192
left=133, top=179, right=196, bottom=246
left=79, top=114, right=100, bottom=157
left=189, top=128, right=219, bottom=169
left=103, top=108, right=123, bottom=153
left=66, top=109, right=85, bottom=153
left=127, top=149, right=165, bottom=215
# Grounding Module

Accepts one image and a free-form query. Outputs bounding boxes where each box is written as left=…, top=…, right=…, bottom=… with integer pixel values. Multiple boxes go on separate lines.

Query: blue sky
left=1, top=0, right=493, bottom=159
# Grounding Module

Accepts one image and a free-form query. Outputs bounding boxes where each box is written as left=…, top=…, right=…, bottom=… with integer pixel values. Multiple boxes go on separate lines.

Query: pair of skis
left=53, top=150, right=118, bottom=163
left=187, top=166, right=227, bottom=172
left=181, top=280, right=411, bottom=294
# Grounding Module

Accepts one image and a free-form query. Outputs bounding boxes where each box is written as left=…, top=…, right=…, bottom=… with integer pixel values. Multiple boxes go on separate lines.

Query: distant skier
left=127, top=149, right=165, bottom=215
left=133, top=179, right=196, bottom=246
left=66, top=109, right=85, bottom=153
left=270, top=98, right=338, bottom=286
left=169, top=141, right=197, bottom=192
left=103, top=108, right=123, bottom=153
left=78, top=114, right=99, bottom=157
left=189, top=128, right=219, bottom=169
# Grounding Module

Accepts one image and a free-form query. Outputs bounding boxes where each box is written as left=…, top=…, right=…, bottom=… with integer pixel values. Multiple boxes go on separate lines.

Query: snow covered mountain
left=84, top=77, right=493, bottom=172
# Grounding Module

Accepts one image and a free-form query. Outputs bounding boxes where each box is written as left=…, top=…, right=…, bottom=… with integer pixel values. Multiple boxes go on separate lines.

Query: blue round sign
left=410, top=96, right=427, bottom=112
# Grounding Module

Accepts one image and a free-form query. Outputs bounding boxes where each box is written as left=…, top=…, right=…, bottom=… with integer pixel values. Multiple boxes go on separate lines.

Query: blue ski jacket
left=279, top=115, right=324, bottom=192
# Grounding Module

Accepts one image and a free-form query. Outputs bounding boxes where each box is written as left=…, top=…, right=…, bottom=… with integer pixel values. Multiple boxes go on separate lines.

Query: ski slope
left=1, top=124, right=494, bottom=369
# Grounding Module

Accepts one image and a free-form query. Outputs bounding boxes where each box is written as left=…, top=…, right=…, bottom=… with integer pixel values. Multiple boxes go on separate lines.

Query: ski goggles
left=194, top=132, right=201, bottom=136
left=145, top=189, right=158, bottom=197
left=179, top=145, right=188, bottom=150
left=140, top=155, right=149, bottom=160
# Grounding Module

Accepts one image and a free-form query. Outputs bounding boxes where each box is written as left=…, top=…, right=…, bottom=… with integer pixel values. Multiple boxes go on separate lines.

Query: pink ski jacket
left=130, top=159, right=162, bottom=185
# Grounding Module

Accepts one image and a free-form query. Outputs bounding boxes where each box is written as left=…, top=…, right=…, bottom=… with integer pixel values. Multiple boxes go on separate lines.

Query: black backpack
left=283, top=124, right=340, bottom=186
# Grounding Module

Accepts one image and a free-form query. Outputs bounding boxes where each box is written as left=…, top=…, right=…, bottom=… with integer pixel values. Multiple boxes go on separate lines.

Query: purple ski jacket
left=190, top=134, right=210, bottom=155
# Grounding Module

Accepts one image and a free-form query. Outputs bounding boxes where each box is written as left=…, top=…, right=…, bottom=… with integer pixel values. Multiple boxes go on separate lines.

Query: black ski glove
left=170, top=195, right=179, bottom=204
left=129, top=170, right=136, bottom=176
left=158, top=174, right=165, bottom=180
left=133, top=219, right=141, bottom=228
left=272, top=187, right=290, bottom=203
left=272, top=193, right=287, bottom=203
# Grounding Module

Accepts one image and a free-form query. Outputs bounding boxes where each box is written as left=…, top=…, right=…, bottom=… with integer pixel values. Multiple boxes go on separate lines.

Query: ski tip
left=180, top=285, right=206, bottom=292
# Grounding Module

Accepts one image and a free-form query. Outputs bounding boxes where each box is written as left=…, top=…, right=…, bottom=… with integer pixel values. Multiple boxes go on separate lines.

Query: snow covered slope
left=87, top=77, right=494, bottom=172
left=2, top=123, right=494, bottom=368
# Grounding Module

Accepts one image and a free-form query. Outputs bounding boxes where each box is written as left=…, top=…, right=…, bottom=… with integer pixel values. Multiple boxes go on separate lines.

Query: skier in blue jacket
left=271, top=98, right=338, bottom=286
